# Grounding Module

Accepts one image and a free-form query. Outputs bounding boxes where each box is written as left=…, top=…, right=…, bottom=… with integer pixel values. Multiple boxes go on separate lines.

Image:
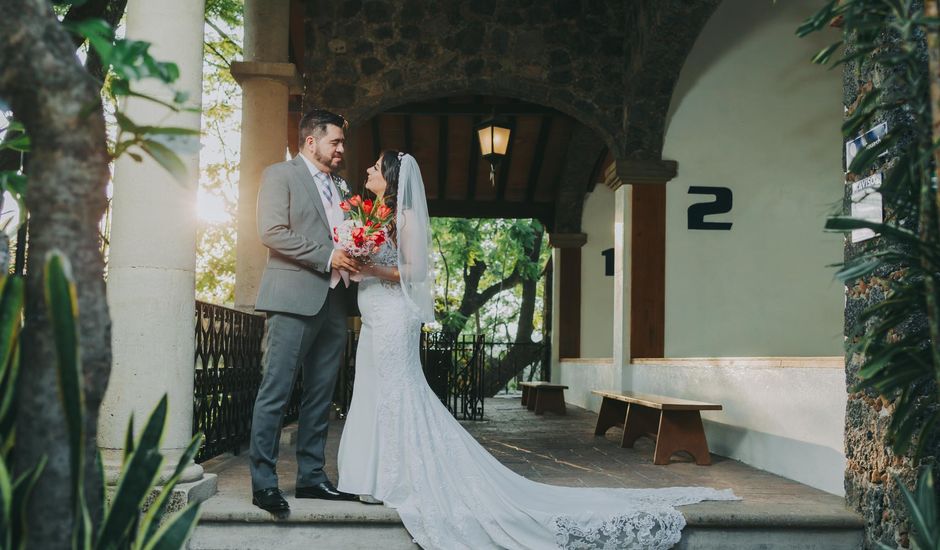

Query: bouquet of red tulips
left=333, top=195, right=394, bottom=260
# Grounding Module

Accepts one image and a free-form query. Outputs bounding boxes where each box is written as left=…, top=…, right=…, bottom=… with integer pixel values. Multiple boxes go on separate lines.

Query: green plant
left=880, top=469, right=940, bottom=549
left=800, top=0, right=940, bottom=458
left=0, top=251, right=204, bottom=549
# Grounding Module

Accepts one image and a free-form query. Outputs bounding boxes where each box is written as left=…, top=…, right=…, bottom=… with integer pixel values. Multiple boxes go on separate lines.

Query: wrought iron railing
left=421, top=332, right=487, bottom=420
left=484, top=341, right=551, bottom=395
left=193, top=301, right=265, bottom=463
left=193, top=301, right=543, bottom=462
left=332, top=329, right=358, bottom=418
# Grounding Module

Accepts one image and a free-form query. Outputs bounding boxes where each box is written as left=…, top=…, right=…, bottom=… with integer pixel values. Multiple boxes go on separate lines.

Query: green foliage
left=0, top=251, right=205, bottom=549
left=195, top=1, right=242, bottom=305
left=879, top=469, right=940, bottom=550
left=0, top=120, right=28, bottom=227
left=432, top=217, right=550, bottom=337
left=801, top=0, right=940, bottom=458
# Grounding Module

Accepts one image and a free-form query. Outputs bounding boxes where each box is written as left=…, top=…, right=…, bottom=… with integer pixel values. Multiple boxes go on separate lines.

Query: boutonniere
left=333, top=175, right=351, bottom=198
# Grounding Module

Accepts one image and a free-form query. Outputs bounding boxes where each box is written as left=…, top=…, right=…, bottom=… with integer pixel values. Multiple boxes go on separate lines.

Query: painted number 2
left=687, top=186, right=732, bottom=231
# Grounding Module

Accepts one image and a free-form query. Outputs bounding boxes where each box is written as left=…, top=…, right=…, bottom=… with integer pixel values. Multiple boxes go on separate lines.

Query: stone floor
left=200, top=395, right=861, bottom=531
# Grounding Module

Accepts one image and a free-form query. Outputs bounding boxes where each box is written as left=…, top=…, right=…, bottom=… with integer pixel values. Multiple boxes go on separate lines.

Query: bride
left=336, top=151, right=738, bottom=550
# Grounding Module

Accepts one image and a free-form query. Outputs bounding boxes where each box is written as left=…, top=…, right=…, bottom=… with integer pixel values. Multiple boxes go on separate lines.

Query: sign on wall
left=845, top=121, right=887, bottom=172
left=688, top=186, right=733, bottom=230
left=850, top=173, right=883, bottom=243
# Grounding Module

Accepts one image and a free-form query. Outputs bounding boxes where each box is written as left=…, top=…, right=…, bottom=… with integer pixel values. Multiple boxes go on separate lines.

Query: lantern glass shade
left=477, top=123, right=511, bottom=158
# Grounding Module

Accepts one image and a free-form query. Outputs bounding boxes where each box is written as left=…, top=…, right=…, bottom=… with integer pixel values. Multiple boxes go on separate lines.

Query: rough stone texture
left=300, top=0, right=721, bottom=160
left=841, top=25, right=936, bottom=549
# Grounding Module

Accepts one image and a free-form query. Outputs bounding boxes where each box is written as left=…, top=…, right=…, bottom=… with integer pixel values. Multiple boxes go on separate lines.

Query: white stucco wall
left=662, top=0, right=845, bottom=357
left=579, top=185, right=615, bottom=358
left=560, top=358, right=847, bottom=496
left=558, top=0, right=850, bottom=497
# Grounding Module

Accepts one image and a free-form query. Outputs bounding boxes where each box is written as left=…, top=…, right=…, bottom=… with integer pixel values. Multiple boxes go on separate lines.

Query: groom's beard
left=315, top=149, right=344, bottom=172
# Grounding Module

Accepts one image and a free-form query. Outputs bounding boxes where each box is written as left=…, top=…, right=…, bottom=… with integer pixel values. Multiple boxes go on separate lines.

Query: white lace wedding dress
left=337, top=243, right=738, bottom=549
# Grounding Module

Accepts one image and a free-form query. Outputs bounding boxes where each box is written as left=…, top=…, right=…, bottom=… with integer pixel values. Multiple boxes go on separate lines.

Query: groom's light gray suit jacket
left=255, top=155, right=343, bottom=316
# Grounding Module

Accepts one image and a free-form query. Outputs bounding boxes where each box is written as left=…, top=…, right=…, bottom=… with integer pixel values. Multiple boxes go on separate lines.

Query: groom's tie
left=316, top=172, right=333, bottom=205
left=315, top=172, right=348, bottom=289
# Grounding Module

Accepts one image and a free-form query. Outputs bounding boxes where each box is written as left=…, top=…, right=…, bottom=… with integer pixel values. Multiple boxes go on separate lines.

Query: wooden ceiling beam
left=495, top=116, right=517, bottom=201
left=525, top=116, right=552, bottom=203
left=428, top=200, right=554, bottom=222
left=384, top=103, right=559, bottom=116
left=466, top=115, right=481, bottom=200
left=437, top=115, right=448, bottom=200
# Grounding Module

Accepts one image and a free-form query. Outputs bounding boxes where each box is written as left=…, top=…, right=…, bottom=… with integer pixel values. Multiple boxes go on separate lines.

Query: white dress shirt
left=299, top=154, right=348, bottom=288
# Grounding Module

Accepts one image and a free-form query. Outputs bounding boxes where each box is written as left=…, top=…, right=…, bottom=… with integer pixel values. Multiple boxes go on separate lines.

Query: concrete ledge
left=189, top=523, right=417, bottom=550
left=632, top=356, right=844, bottom=369
left=678, top=527, right=864, bottom=550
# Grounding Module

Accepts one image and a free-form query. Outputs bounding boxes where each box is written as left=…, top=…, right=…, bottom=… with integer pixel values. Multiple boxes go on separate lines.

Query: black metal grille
left=484, top=341, right=551, bottom=395
left=421, top=332, right=487, bottom=420
left=193, top=301, right=265, bottom=463
left=332, top=329, right=359, bottom=418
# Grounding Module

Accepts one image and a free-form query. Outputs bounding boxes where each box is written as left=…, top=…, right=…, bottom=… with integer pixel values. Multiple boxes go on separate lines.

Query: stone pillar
left=611, top=182, right=632, bottom=370
left=548, top=233, right=587, bottom=364
left=607, top=159, right=676, bottom=367
left=101, top=0, right=208, bottom=486
left=232, top=0, right=300, bottom=312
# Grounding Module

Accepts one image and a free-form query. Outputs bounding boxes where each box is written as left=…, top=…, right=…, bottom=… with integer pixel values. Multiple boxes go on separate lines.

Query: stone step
left=189, top=523, right=416, bottom=550
left=677, top=500, right=864, bottom=549
left=188, top=496, right=416, bottom=549
left=189, top=493, right=863, bottom=550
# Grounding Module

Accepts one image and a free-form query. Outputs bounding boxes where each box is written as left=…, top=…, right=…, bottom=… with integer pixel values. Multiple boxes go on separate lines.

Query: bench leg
left=534, top=389, right=566, bottom=415
left=653, top=410, right=712, bottom=465
left=521, top=386, right=531, bottom=407
left=526, top=388, right=537, bottom=411
left=621, top=404, right=660, bottom=449
left=594, top=397, right=627, bottom=436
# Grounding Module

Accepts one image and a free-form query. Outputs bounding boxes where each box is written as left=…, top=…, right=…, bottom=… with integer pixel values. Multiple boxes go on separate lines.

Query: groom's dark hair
left=299, top=108, right=348, bottom=147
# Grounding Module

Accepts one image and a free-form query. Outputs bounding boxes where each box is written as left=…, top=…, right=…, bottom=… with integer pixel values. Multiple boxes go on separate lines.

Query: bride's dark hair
left=378, top=149, right=401, bottom=241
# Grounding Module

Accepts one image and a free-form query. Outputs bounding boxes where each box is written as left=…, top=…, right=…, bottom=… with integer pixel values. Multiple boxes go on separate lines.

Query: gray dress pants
left=249, top=286, right=348, bottom=492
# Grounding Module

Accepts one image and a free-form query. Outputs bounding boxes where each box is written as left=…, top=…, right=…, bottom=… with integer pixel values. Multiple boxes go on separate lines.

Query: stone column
left=100, top=0, right=208, bottom=487
left=607, top=159, right=676, bottom=367
left=548, top=233, right=587, bottom=366
left=232, top=0, right=300, bottom=312
left=610, top=179, right=632, bottom=371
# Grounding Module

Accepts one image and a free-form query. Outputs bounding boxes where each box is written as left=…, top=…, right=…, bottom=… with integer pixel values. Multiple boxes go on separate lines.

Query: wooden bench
left=519, top=381, right=569, bottom=415
left=591, top=390, right=722, bottom=465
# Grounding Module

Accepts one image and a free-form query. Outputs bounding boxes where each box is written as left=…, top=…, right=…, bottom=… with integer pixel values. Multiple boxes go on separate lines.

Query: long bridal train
left=337, top=245, right=737, bottom=550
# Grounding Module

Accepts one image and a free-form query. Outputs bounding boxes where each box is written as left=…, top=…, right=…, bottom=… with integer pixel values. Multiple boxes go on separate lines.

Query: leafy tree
left=195, top=0, right=241, bottom=306
left=432, top=217, right=551, bottom=394
left=0, top=0, right=197, bottom=545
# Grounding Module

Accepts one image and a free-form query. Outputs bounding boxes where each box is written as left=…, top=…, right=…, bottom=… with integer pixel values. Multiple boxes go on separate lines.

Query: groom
left=249, top=108, right=362, bottom=515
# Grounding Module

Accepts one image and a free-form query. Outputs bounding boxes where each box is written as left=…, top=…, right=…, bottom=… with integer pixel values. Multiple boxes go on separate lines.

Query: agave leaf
left=141, top=502, right=201, bottom=550
left=137, top=433, right=203, bottom=545
left=95, top=397, right=168, bottom=548
left=94, top=448, right=163, bottom=549
left=895, top=470, right=936, bottom=549
left=43, top=252, right=85, bottom=518
left=0, top=458, right=12, bottom=536
left=11, top=456, right=44, bottom=550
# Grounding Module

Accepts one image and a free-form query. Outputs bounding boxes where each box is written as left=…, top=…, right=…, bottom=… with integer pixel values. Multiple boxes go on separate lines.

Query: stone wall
left=841, top=30, right=935, bottom=550
left=299, top=0, right=720, bottom=159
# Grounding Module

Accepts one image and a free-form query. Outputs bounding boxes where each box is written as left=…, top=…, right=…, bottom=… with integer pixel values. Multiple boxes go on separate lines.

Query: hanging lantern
left=475, top=115, right=512, bottom=187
